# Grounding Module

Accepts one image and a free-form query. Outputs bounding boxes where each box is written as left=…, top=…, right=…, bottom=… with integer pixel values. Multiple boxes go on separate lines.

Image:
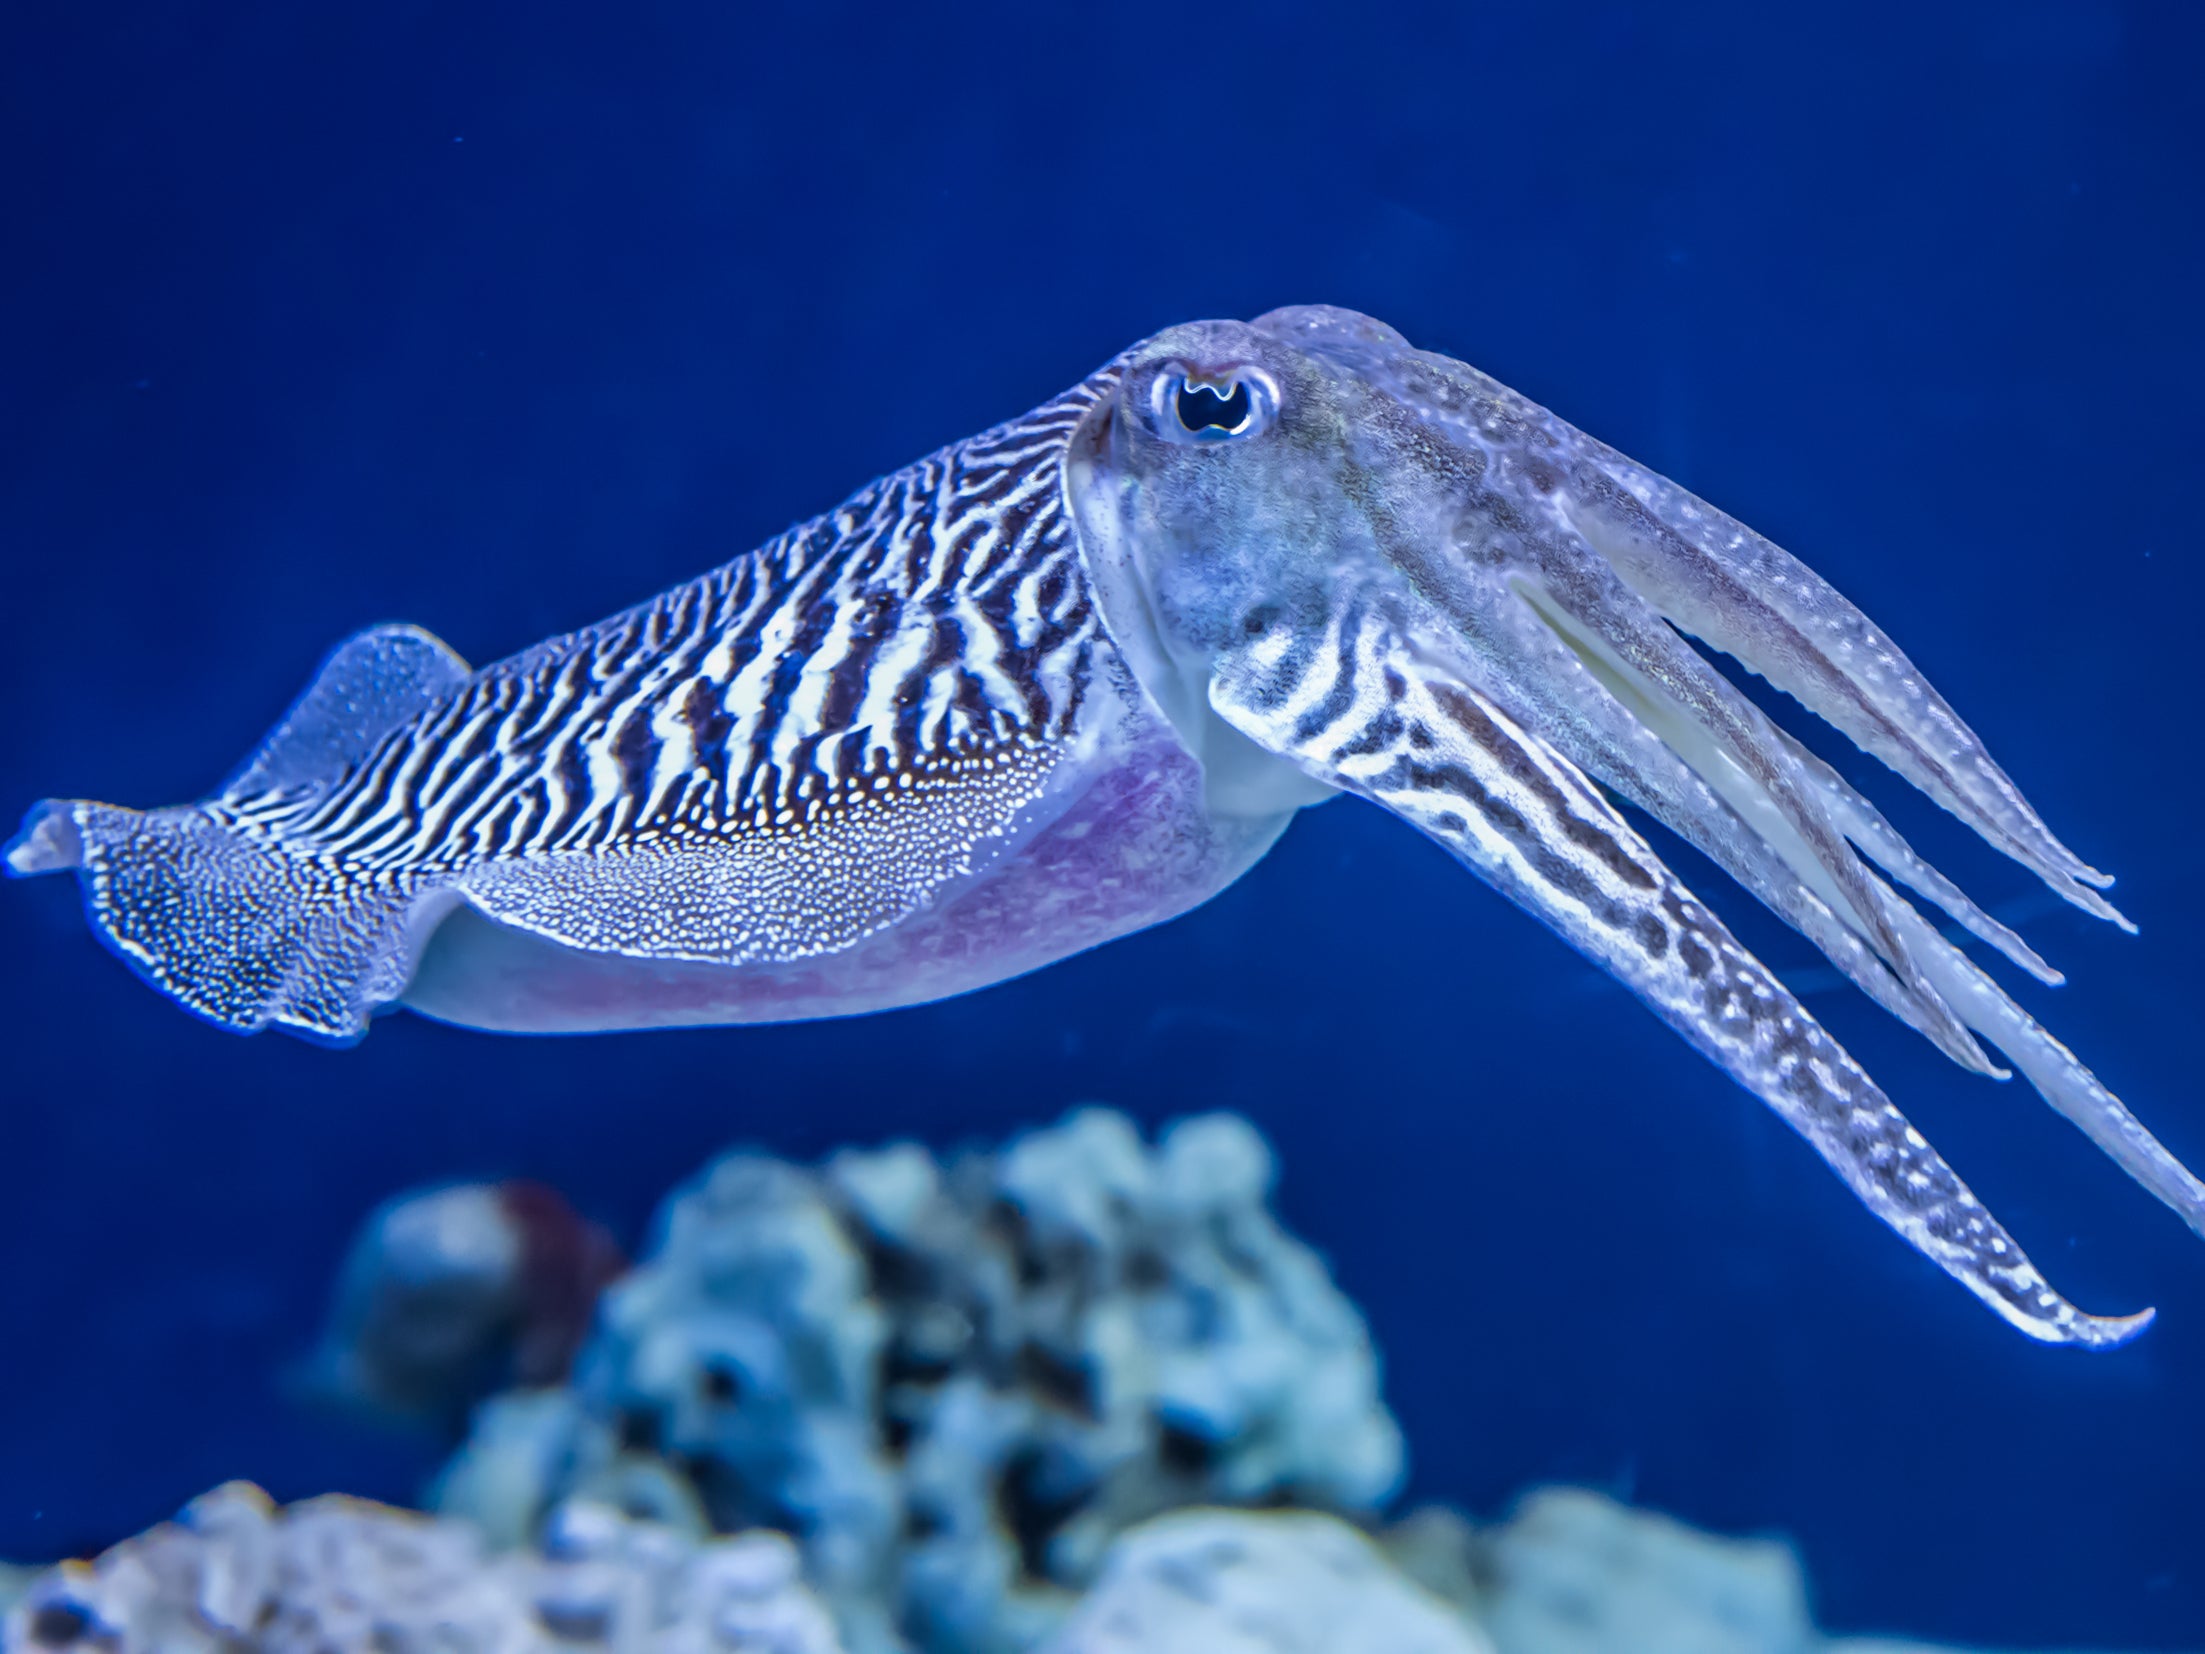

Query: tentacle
left=1560, top=452, right=2128, bottom=924
left=1339, top=325, right=2123, bottom=921
left=1065, top=306, right=2194, bottom=1341
left=1763, top=723, right=2061, bottom=986
left=1479, top=509, right=1999, bottom=1076
left=1205, top=618, right=2148, bottom=1347
left=1450, top=512, right=2205, bottom=1246
left=1885, top=900, right=2205, bottom=1239
left=1392, top=547, right=2003, bottom=1073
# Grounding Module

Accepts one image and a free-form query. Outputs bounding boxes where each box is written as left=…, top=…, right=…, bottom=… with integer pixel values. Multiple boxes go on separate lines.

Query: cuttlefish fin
left=1206, top=624, right=2149, bottom=1346
left=5, top=622, right=473, bottom=1042
left=222, top=622, right=474, bottom=799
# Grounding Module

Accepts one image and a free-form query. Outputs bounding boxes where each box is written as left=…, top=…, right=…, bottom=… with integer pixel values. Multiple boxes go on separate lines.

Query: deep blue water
left=3, top=2, right=2201, bottom=1644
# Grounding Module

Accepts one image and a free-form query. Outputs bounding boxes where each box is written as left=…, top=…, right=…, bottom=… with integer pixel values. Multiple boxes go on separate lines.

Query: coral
left=429, top=1107, right=1401, bottom=1654
left=14, top=1105, right=2144, bottom=1654
left=1, top=1481, right=843, bottom=1654
left=297, top=1180, right=624, bottom=1431
left=1378, top=1489, right=2090, bottom=1654
left=1039, top=1508, right=1494, bottom=1654
left=1458, top=1487, right=1818, bottom=1654
left=6, top=1485, right=2144, bottom=1654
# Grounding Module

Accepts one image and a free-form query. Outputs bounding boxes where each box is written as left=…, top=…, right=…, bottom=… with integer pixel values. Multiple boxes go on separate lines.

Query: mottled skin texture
left=9, top=305, right=2199, bottom=1346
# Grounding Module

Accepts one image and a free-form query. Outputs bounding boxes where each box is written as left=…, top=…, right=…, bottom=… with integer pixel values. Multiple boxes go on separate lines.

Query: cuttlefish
left=10, top=306, right=2197, bottom=1344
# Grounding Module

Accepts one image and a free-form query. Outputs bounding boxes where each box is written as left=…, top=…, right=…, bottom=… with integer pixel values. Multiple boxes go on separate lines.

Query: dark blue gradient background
left=3, top=2, right=2200, bottom=1644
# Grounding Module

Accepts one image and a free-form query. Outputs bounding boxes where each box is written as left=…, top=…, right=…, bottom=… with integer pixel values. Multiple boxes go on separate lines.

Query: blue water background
left=3, top=2, right=2200, bottom=1643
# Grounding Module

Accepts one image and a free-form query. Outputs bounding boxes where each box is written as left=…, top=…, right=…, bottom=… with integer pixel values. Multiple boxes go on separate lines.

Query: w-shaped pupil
left=1175, top=377, right=1251, bottom=434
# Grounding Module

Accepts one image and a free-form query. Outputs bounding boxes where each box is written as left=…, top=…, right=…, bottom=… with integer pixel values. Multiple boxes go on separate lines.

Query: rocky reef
left=2, top=1482, right=2094, bottom=1654
left=417, top=1107, right=1401, bottom=1652
left=297, top=1178, right=625, bottom=1432
left=0, top=1108, right=2164, bottom=1654
left=3, top=1482, right=842, bottom=1654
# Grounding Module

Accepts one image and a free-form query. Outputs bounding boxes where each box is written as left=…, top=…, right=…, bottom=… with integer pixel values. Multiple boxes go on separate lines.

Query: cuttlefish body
left=11, top=306, right=2198, bottom=1344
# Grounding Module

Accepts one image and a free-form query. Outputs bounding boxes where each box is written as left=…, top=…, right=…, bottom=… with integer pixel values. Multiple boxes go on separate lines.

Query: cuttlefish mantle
left=11, top=305, right=2198, bottom=1347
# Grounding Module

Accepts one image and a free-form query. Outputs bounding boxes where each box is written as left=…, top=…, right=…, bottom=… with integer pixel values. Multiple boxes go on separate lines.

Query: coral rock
left=298, top=1181, right=623, bottom=1430
left=1478, top=1488, right=1814, bottom=1654
left=432, top=1107, right=1400, bottom=1653
left=1039, top=1508, right=1494, bottom=1654
left=2, top=1482, right=843, bottom=1654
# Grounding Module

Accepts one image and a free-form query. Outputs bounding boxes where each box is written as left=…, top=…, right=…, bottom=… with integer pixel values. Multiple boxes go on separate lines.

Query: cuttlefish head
left=1068, top=306, right=1492, bottom=811
left=1067, top=303, right=2202, bottom=1348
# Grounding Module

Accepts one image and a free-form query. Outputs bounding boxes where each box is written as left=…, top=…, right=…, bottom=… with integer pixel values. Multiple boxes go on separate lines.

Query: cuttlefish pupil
left=1153, top=363, right=1275, bottom=443
left=9, top=304, right=2197, bottom=1349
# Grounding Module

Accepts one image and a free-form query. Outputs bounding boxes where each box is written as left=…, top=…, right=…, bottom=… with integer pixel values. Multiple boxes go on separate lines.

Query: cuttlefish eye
left=1148, top=364, right=1279, bottom=445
